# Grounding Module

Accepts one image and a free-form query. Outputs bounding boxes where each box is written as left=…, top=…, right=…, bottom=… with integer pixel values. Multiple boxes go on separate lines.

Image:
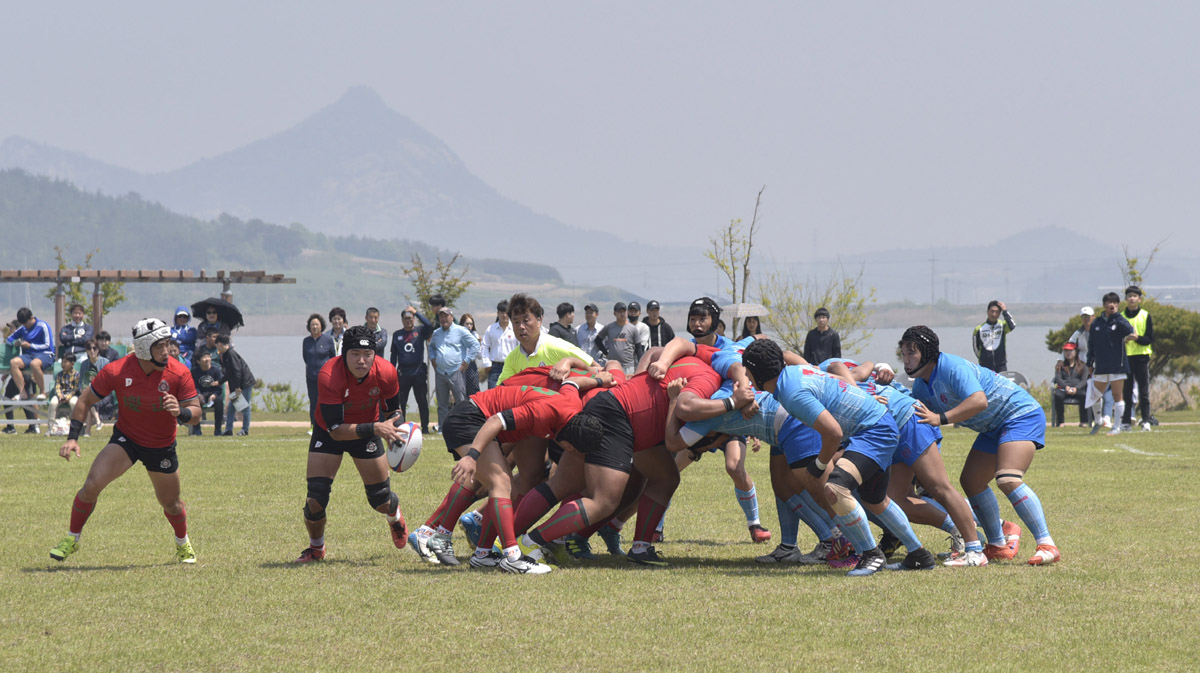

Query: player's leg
left=903, top=448, right=985, bottom=566
left=296, top=447, right=342, bottom=562
left=759, top=450, right=802, bottom=562
left=995, top=438, right=1059, bottom=565
left=523, top=462, right=628, bottom=565
left=146, top=464, right=195, bottom=563
left=853, top=459, right=933, bottom=571
left=722, top=439, right=769, bottom=542
left=353, top=449, right=407, bottom=551
left=960, top=442, right=1013, bottom=560
left=628, top=445, right=679, bottom=565
left=50, top=442, right=134, bottom=561
left=822, top=456, right=885, bottom=575
left=1107, top=378, right=1126, bottom=436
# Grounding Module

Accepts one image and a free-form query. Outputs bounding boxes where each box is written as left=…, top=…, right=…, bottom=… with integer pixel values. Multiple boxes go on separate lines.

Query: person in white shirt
left=575, top=303, right=603, bottom=363
left=480, top=300, right=518, bottom=389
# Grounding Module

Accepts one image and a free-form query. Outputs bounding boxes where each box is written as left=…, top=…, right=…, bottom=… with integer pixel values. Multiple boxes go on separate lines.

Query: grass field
left=3, top=422, right=1199, bottom=673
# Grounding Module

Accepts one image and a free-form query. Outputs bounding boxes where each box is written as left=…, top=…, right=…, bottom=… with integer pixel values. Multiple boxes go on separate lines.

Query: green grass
left=3, top=425, right=1199, bottom=672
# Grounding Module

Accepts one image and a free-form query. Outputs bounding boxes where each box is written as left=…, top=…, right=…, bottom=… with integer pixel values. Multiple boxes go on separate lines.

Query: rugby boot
left=500, top=554, right=553, bottom=575
left=1002, top=520, right=1022, bottom=556
left=427, top=532, right=459, bottom=566
left=878, top=529, right=903, bottom=559
left=294, top=546, right=326, bottom=563
left=943, top=549, right=989, bottom=567
left=846, top=547, right=887, bottom=576
left=388, top=509, right=408, bottom=549
left=175, top=540, right=197, bottom=564
left=408, top=526, right=438, bottom=564
left=598, top=524, right=625, bottom=556
left=564, top=533, right=597, bottom=560
left=459, top=510, right=483, bottom=549
left=748, top=523, right=772, bottom=543
left=627, top=545, right=669, bottom=567
left=1027, top=544, right=1062, bottom=566
left=885, top=547, right=936, bottom=571
left=796, top=539, right=833, bottom=566
left=755, top=543, right=804, bottom=563
left=49, top=536, right=79, bottom=562
left=468, top=550, right=503, bottom=569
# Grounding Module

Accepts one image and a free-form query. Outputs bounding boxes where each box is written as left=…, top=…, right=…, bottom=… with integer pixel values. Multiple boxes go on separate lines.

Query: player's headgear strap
left=899, top=325, right=940, bottom=376
left=742, top=338, right=784, bottom=386
left=132, top=318, right=171, bottom=365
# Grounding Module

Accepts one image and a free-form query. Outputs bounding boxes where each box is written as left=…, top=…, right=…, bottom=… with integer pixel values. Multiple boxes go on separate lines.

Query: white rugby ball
left=387, top=421, right=423, bottom=473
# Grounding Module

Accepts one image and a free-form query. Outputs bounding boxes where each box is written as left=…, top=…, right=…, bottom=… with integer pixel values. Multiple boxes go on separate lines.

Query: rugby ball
left=386, top=421, right=423, bottom=473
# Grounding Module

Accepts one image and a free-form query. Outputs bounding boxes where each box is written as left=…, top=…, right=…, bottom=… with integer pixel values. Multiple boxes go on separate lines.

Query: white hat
left=1080, top=306, right=1094, bottom=316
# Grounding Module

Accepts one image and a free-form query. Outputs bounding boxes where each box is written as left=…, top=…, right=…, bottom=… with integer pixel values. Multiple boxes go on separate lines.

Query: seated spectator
left=2, top=320, right=36, bottom=434
left=195, top=305, right=231, bottom=343
left=1053, top=342, right=1090, bottom=427
left=196, top=330, right=220, bottom=365
left=58, top=303, right=94, bottom=357
left=191, top=349, right=226, bottom=436
left=77, top=340, right=111, bottom=435
left=5, top=307, right=55, bottom=408
left=49, top=353, right=80, bottom=420
left=739, top=315, right=763, bottom=340
left=171, top=306, right=197, bottom=362
left=168, top=339, right=186, bottom=365
left=95, top=331, right=120, bottom=362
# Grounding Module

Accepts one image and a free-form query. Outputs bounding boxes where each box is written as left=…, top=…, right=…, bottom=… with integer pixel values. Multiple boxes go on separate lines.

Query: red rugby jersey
left=315, top=355, right=400, bottom=431
left=608, top=356, right=721, bottom=451
left=90, top=355, right=198, bottom=448
left=472, top=383, right=583, bottom=443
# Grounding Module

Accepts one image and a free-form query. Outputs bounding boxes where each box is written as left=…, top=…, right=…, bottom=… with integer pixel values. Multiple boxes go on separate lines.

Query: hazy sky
left=3, top=2, right=1198, bottom=264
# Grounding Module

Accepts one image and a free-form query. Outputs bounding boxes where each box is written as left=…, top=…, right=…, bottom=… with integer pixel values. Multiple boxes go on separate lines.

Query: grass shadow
left=22, top=562, right=175, bottom=573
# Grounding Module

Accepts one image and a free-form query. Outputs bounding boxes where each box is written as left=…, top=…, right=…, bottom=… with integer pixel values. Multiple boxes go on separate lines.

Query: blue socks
left=787, top=492, right=833, bottom=541
left=1007, top=484, right=1052, bottom=544
left=735, top=486, right=760, bottom=526
left=776, top=497, right=799, bottom=546
left=877, top=500, right=923, bottom=552
left=968, top=489, right=1006, bottom=546
left=833, top=503, right=877, bottom=553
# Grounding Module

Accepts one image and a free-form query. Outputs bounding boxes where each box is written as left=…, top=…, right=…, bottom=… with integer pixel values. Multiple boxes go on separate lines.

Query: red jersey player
left=295, top=325, right=407, bottom=563
left=51, top=319, right=202, bottom=564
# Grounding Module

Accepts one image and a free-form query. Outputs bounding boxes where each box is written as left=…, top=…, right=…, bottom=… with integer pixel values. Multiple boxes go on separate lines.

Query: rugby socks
left=968, top=489, right=1006, bottom=546
left=310, top=536, right=325, bottom=549
left=776, top=497, right=800, bottom=546
left=1112, top=401, right=1126, bottom=428
left=1006, top=484, right=1054, bottom=545
left=634, top=496, right=669, bottom=543
left=735, top=485, right=760, bottom=526
left=477, top=516, right=497, bottom=552
left=69, top=494, right=96, bottom=538
left=788, top=492, right=834, bottom=541
left=655, top=498, right=671, bottom=534
left=832, top=503, right=877, bottom=553
left=437, top=483, right=480, bottom=533
left=532, top=498, right=591, bottom=543
left=877, top=500, right=922, bottom=552
left=164, top=505, right=188, bottom=541
left=514, top=483, right=559, bottom=536
left=489, top=497, right=517, bottom=550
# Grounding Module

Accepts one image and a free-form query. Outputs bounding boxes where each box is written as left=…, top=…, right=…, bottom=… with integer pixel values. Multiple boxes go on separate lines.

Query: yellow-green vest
left=1123, top=309, right=1152, bottom=356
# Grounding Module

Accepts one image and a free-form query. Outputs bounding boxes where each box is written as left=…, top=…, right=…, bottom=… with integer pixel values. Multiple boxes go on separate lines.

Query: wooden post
left=221, top=281, right=233, bottom=304
left=92, top=282, right=104, bottom=335
left=53, top=282, right=65, bottom=341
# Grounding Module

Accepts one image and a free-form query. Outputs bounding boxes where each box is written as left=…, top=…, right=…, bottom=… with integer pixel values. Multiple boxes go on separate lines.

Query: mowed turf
left=3, top=424, right=1199, bottom=673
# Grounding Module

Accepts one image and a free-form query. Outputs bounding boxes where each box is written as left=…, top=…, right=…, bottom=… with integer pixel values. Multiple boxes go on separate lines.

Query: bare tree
left=757, top=261, right=876, bottom=356
left=705, top=186, right=764, bottom=335
left=402, top=252, right=473, bottom=316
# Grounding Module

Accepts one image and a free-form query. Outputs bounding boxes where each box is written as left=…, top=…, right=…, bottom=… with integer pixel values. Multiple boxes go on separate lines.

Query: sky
left=3, top=2, right=1199, bottom=267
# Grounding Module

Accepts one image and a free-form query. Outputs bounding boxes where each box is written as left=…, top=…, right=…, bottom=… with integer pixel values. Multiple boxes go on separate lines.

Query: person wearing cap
left=1053, top=342, right=1089, bottom=427
left=594, top=302, right=639, bottom=375
left=481, top=300, right=518, bottom=390
left=1067, top=306, right=1095, bottom=365
left=429, top=306, right=480, bottom=433
left=1120, top=286, right=1155, bottom=431
left=576, top=303, right=603, bottom=362
left=60, top=303, right=95, bottom=358
left=548, top=302, right=579, bottom=347
left=643, top=300, right=675, bottom=348
left=625, top=301, right=650, bottom=361
left=803, top=308, right=841, bottom=365
left=972, top=300, right=1015, bottom=373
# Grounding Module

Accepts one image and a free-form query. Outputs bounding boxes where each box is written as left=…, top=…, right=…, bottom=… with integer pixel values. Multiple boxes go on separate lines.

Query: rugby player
left=900, top=326, right=1060, bottom=566
left=50, top=319, right=201, bottom=564
left=295, top=325, right=408, bottom=563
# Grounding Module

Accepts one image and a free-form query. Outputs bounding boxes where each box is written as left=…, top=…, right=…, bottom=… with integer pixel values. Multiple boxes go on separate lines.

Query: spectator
left=803, top=307, right=841, bottom=364
left=302, top=313, right=335, bottom=428
left=972, top=300, right=1015, bottom=373
left=216, top=334, right=256, bottom=436
left=1120, top=285, right=1155, bottom=431
left=427, top=293, right=447, bottom=316
left=576, top=303, right=603, bottom=362
left=481, top=300, right=517, bottom=389
left=429, top=307, right=480, bottom=432
left=1067, top=306, right=1094, bottom=365
left=48, top=352, right=80, bottom=422
left=195, top=330, right=219, bottom=367
left=1087, top=291, right=1135, bottom=436
left=328, top=307, right=347, bottom=356
left=190, top=349, right=225, bottom=436
left=95, top=331, right=120, bottom=362
left=5, top=307, right=55, bottom=406
left=2, top=320, right=36, bottom=434
left=168, top=339, right=185, bottom=365
left=58, top=303, right=94, bottom=358
left=170, top=306, right=197, bottom=363
left=715, top=318, right=727, bottom=337
left=365, top=306, right=388, bottom=356
left=644, top=300, right=675, bottom=347
left=195, top=305, right=231, bottom=344
left=459, top=313, right=482, bottom=396
left=548, top=302, right=579, bottom=346
left=739, top=315, right=763, bottom=340
left=626, top=301, right=650, bottom=361
left=595, top=301, right=639, bottom=375
left=77, top=339, right=110, bottom=435
left=1052, top=343, right=1089, bottom=427
left=391, top=305, right=434, bottom=433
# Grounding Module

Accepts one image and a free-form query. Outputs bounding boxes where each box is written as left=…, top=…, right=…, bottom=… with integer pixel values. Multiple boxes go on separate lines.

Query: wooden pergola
left=0, top=269, right=296, bottom=336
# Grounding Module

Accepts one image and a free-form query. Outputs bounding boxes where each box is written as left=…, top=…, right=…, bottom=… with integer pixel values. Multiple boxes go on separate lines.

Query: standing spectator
left=429, top=307, right=480, bottom=432
left=459, top=313, right=482, bottom=396
left=216, top=334, right=256, bottom=436
left=802, top=307, right=841, bottom=364
left=1052, top=343, right=1089, bottom=427
left=480, top=300, right=517, bottom=390
left=365, top=307, right=388, bottom=357
left=95, top=331, right=120, bottom=362
left=715, top=319, right=727, bottom=337
left=59, top=303, right=94, bottom=358
left=643, top=300, right=675, bottom=348
left=1087, top=292, right=1135, bottom=436
left=972, top=300, right=1015, bottom=373
left=1120, top=286, right=1155, bottom=431
left=576, top=303, right=603, bottom=362
left=302, top=313, right=335, bottom=428
left=626, top=301, right=650, bottom=361
left=195, top=305, right=230, bottom=344
left=195, top=330, right=219, bottom=367
left=739, top=315, right=763, bottom=340
left=328, top=307, right=347, bottom=357
left=595, top=301, right=639, bottom=375
left=170, top=306, right=197, bottom=364
left=1067, top=306, right=1094, bottom=365
left=49, top=353, right=80, bottom=419
left=548, top=302, right=578, bottom=346
left=391, top=305, right=434, bottom=433
left=190, top=349, right=225, bottom=436
left=6, top=307, right=55, bottom=404
left=77, top=340, right=110, bottom=435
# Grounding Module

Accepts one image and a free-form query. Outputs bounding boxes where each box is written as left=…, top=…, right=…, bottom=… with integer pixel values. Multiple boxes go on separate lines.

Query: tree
left=402, top=252, right=472, bottom=316
left=41, top=246, right=126, bottom=320
left=706, top=186, right=764, bottom=335
left=757, top=261, right=877, bottom=356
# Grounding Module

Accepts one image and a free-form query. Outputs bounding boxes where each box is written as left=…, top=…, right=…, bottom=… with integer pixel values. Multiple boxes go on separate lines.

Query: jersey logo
left=314, top=441, right=323, bottom=448
left=365, top=443, right=377, bottom=453
left=160, top=459, right=172, bottom=469
left=158, top=381, right=170, bottom=392
left=344, top=389, right=350, bottom=397
left=369, top=387, right=380, bottom=396
left=125, top=378, right=133, bottom=387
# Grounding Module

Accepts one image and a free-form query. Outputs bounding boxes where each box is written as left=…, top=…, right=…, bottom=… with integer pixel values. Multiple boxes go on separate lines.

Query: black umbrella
left=191, top=297, right=244, bottom=330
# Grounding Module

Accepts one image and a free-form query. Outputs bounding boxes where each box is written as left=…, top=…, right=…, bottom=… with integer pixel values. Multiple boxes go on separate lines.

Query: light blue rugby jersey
left=680, top=382, right=784, bottom=445
left=708, top=335, right=755, bottom=379
left=772, top=364, right=886, bottom=437
left=909, top=352, right=1041, bottom=434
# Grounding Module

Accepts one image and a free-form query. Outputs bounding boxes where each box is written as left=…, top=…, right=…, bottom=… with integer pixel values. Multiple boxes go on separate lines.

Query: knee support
left=364, top=478, right=393, bottom=509
left=825, top=468, right=859, bottom=516
left=995, top=472, right=1024, bottom=489
left=304, top=476, right=333, bottom=520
